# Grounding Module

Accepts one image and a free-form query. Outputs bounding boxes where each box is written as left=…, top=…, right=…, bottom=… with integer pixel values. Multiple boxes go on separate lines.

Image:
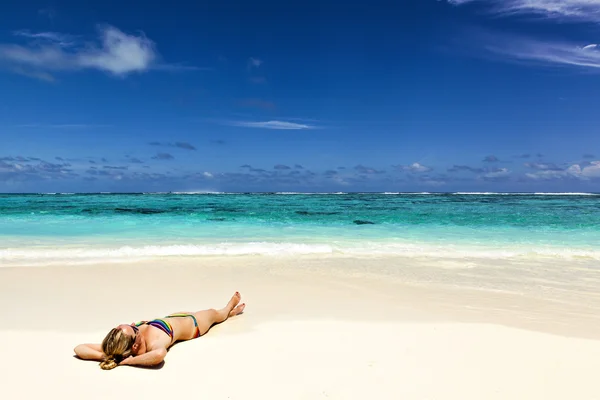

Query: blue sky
left=1, top=0, right=599, bottom=193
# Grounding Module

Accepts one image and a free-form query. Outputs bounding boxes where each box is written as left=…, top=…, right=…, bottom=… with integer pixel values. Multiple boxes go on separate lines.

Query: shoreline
left=2, top=256, right=600, bottom=338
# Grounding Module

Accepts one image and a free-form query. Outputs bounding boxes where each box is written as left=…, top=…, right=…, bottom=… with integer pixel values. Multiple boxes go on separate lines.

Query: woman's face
left=117, top=324, right=145, bottom=355
left=117, top=324, right=137, bottom=340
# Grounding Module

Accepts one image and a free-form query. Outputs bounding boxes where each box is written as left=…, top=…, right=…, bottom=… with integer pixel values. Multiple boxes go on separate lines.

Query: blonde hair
left=99, top=327, right=135, bottom=370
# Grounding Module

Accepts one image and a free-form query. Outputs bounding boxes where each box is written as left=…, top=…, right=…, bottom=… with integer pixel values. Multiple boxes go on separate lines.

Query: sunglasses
left=130, top=324, right=139, bottom=340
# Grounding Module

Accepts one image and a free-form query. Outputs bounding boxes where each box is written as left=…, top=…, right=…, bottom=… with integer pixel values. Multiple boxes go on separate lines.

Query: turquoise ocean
left=1, top=192, right=599, bottom=268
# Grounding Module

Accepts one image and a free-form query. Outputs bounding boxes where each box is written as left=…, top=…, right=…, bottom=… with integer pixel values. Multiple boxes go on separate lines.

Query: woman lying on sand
left=74, top=292, right=246, bottom=370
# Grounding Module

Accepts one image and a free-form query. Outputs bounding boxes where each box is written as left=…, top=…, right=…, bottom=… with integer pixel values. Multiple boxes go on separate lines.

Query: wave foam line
left=2, top=242, right=600, bottom=265
left=0, top=243, right=334, bottom=262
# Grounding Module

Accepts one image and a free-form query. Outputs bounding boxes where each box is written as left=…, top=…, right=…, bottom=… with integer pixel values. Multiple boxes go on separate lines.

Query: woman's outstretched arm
left=74, top=344, right=105, bottom=361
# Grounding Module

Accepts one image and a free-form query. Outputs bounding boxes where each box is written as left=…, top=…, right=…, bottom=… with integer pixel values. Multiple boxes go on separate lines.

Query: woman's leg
left=193, top=292, right=245, bottom=336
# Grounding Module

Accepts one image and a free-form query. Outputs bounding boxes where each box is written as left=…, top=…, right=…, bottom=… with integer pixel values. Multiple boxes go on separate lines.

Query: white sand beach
left=2, top=256, right=600, bottom=399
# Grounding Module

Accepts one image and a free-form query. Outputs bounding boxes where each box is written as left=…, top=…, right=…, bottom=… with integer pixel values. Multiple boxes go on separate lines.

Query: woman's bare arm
left=120, top=348, right=167, bottom=367
left=74, top=344, right=105, bottom=361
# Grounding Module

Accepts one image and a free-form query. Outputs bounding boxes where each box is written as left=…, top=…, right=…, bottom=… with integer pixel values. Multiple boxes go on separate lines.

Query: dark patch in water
left=114, top=207, right=164, bottom=215
left=213, top=207, right=244, bottom=213
left=295, top=211, right=340, bottom=216
left=353, top=220, right=375, bottom=225
left=207, top=218, right=227, bottom=221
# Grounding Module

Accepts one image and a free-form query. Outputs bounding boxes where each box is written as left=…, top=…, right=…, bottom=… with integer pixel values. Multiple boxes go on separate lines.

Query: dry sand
left=1, top=256, right=600, bottom=399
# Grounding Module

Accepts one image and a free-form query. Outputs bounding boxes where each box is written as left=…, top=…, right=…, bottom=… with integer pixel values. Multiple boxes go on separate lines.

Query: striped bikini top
left=131, top=313, right=200, bottom=342
left=132, top=318, right=174, bottom=340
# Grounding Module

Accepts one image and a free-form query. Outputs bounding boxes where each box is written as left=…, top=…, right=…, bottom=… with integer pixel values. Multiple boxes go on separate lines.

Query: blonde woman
left=74, top=292, right=246, bottom=370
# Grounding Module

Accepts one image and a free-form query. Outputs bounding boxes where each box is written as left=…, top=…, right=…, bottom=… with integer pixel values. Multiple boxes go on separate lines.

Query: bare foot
left=229, top=303, right=245, bottom=317
left=226, top=291, right=241, bottom=311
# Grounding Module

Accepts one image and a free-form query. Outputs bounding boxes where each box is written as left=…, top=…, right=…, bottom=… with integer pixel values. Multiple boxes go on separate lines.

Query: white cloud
left=397, top=162, right=433, bottom=173
left=448, top=0, right=600, bottom=22
left=525, top=161, right=600, bottom=180
left=481, top=168, right=510, bottom=180
left=77, top=27, right=156, bottom=75
left=229, top=120, right=315, bottom=130
left=0, top=26, right=161, bottom=76
left=581, top=161, right=600, bottom=178
left=203, top=172, right=214, bottom=178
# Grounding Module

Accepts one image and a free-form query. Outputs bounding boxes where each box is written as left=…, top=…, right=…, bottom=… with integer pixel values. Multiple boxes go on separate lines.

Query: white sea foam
left=0, top=243, right=333, bottom=266
left=171, top=191, right=226, bottom=195
left=28, top=191, right=599, bottom=196
left=533, top=192, right=599, bottom=196
left=2, top=241, right=600, bottom=267
left=454, top=192, right=501, bottom=195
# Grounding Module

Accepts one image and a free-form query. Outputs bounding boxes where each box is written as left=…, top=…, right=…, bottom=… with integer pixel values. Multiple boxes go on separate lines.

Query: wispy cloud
left=483, top=34, right=600, bottom=70
left=0, top=25, right=192, bottom=78
left=448, top=0, right=600, bottom=22
left=228, top=120, right=316, bottom=130
left=11, top=66, right=56, bottom=82
left=13, top=30, right=77, bottom=47
left=447, top=1, right=600, bottom=70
